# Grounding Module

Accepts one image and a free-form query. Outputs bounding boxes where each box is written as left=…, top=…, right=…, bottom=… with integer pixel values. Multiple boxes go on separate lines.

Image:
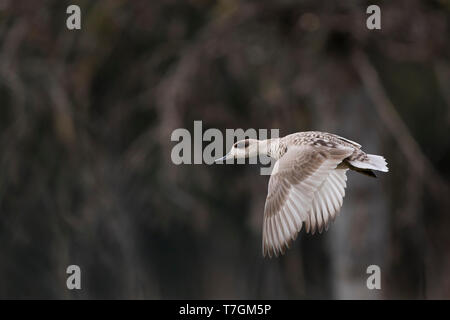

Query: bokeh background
left=0, top=0, right=449, bottom=299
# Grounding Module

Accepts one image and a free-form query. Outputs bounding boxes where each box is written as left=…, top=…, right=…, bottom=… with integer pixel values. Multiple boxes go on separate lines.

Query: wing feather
left=262, top=145, right=353, bottom=257
left=310, top=169, right=348, bottom=231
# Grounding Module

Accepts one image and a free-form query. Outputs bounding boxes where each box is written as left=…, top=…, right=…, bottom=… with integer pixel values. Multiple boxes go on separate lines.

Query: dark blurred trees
left=0, top=0, right=449, bottom=299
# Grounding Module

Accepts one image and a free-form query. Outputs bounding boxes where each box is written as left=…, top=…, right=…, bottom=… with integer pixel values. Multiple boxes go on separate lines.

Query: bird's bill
left=214, top=152, right=233, bottom=163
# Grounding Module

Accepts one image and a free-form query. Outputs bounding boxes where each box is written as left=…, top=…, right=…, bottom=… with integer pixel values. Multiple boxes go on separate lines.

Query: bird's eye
left=235, top=140, right=250, bottom=149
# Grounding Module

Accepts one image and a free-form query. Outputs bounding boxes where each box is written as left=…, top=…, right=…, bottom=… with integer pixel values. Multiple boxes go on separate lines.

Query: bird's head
left=215, top=139, right=263, bottom=162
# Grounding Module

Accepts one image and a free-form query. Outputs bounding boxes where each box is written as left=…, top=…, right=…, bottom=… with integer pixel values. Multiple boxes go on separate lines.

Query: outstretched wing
left=262, top=145, right=352, bottom=258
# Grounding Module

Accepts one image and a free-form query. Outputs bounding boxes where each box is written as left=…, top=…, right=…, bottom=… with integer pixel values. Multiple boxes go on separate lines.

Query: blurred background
left=0, top=0, right=449, bottom=299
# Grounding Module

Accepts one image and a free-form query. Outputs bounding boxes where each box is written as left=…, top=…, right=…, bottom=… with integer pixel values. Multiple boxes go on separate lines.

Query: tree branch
left=352, top=50, right=449, bottom=200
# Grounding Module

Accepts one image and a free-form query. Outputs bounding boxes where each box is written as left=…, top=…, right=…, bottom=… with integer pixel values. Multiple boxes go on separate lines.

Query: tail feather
left=348, top=154, right=388, bottom=172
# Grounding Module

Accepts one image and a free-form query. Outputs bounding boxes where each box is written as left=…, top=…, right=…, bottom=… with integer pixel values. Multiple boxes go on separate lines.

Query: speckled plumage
left=268, top=131, right=369, bottom=162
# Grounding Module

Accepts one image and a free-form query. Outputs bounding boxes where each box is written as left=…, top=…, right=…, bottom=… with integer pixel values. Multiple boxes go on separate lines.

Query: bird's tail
left=348, top=154, right=389, bottom=173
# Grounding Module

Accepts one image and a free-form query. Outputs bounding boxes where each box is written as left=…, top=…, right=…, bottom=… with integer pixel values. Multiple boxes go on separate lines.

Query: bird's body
left=215, top=131, right=388, bottom=258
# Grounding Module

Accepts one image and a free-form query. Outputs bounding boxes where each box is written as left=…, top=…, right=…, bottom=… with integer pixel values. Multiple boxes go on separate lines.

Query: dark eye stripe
left=235, top=140, right=250, bottom=149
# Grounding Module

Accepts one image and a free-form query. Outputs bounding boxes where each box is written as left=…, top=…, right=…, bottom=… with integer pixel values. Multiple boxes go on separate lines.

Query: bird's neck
left=258, top=138, right=282, bottom=160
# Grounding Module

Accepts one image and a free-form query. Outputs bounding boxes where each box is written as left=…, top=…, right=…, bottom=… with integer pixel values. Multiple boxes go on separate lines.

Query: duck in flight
left=215, top=131, right=388, bottom=258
